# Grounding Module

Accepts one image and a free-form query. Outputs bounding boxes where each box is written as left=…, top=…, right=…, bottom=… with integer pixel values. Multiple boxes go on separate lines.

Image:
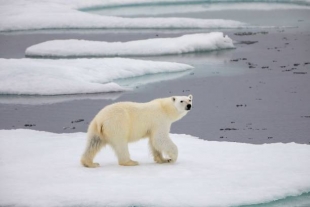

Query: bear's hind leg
left=81, top=134, right=106, bottom=168
left=110, top=141, right=139, bottom=166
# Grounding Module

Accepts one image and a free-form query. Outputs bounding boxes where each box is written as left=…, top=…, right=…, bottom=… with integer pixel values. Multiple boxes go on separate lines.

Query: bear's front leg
left=165, top=142, right=178, bottom=163
left=151, top=129, right=178, bottom=163
left=149, top=140, right=171, bottom=163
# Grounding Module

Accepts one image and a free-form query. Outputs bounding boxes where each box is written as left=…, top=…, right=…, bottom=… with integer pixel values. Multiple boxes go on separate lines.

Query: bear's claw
left=154, top=157, right=173, bottom=164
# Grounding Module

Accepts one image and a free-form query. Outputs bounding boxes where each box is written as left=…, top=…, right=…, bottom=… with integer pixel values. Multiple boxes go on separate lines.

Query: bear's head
left=172, top=94, right=193, bottom=113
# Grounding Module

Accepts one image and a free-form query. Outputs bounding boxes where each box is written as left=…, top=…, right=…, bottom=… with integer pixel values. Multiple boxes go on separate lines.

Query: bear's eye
left=180, top=101, right=183, bottom=103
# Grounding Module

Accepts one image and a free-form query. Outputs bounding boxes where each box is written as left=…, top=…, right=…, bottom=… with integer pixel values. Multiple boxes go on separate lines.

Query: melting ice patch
left=0, top=58, right=192, bottom=95
left=0, top=129, right=310, bottom=207
left=0, top=0, right=247, bottom=32
left=26, top=33, right=234, bottom=58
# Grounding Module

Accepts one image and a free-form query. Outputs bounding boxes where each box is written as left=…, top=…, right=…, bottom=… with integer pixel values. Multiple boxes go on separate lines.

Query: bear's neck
left=160, top=99, right=186, bottom=123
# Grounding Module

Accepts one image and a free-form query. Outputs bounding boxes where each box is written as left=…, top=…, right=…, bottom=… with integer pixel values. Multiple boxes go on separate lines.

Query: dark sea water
left=0, top=2, right=310, bottom=206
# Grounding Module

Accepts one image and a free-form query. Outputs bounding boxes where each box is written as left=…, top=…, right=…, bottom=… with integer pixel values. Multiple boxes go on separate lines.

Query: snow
left=0, top=0, right=247, bottom=32
left=0, top=129, right=310, bottom=207
left=0, top=58, right=192, bottom=95
left=25, top=33, right=234, bottom=58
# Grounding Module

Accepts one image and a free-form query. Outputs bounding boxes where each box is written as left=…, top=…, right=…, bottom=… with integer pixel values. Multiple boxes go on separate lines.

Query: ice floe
left=0, top=129, right=310, bottom=207
left=5, top=0, right=309, bottom=32
left=25, top=32, right=234, bottom=58
left=0, top=58, right=192, bottom=95
left=0, top=0, right=247, bottom=32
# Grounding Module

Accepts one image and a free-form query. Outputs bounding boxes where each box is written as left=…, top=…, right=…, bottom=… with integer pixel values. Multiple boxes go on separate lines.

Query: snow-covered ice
left=0, top=129, right=310, bottom=207
left=26, top=33, right=234, bottom=58
left=0, top=58, right=192, bottom=95
left=0, top=0, right=247, bottom=32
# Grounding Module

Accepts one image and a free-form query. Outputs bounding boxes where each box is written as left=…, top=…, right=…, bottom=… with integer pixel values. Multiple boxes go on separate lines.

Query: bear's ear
left=188, top=94, right=193, bottom=100
left=172, top=97, right=176, bottom=102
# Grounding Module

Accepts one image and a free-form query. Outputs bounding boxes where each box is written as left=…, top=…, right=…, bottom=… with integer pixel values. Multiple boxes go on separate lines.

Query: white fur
left=81, top=95, right=193, bottom=167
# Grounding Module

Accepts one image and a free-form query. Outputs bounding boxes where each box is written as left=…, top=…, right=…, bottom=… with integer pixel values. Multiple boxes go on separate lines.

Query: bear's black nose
left=186, top=104, right=191, bottom=110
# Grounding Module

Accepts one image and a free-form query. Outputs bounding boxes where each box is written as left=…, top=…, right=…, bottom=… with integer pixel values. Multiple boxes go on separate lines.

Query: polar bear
left=81, top=95, right=193, bottom=167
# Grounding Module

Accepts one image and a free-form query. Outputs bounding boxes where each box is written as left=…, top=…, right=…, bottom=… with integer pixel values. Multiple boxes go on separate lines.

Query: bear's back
left=98, top=100, right=166, bottom=141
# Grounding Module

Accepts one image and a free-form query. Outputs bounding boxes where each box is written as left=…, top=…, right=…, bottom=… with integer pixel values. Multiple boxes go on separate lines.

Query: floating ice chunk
left=0, top=129, right=310, bottom=207
left=0, top=1, right=246, bottom=32
left=0, top=58, right=192, bottom=95
left=26, top=33, right=234, bottom=58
